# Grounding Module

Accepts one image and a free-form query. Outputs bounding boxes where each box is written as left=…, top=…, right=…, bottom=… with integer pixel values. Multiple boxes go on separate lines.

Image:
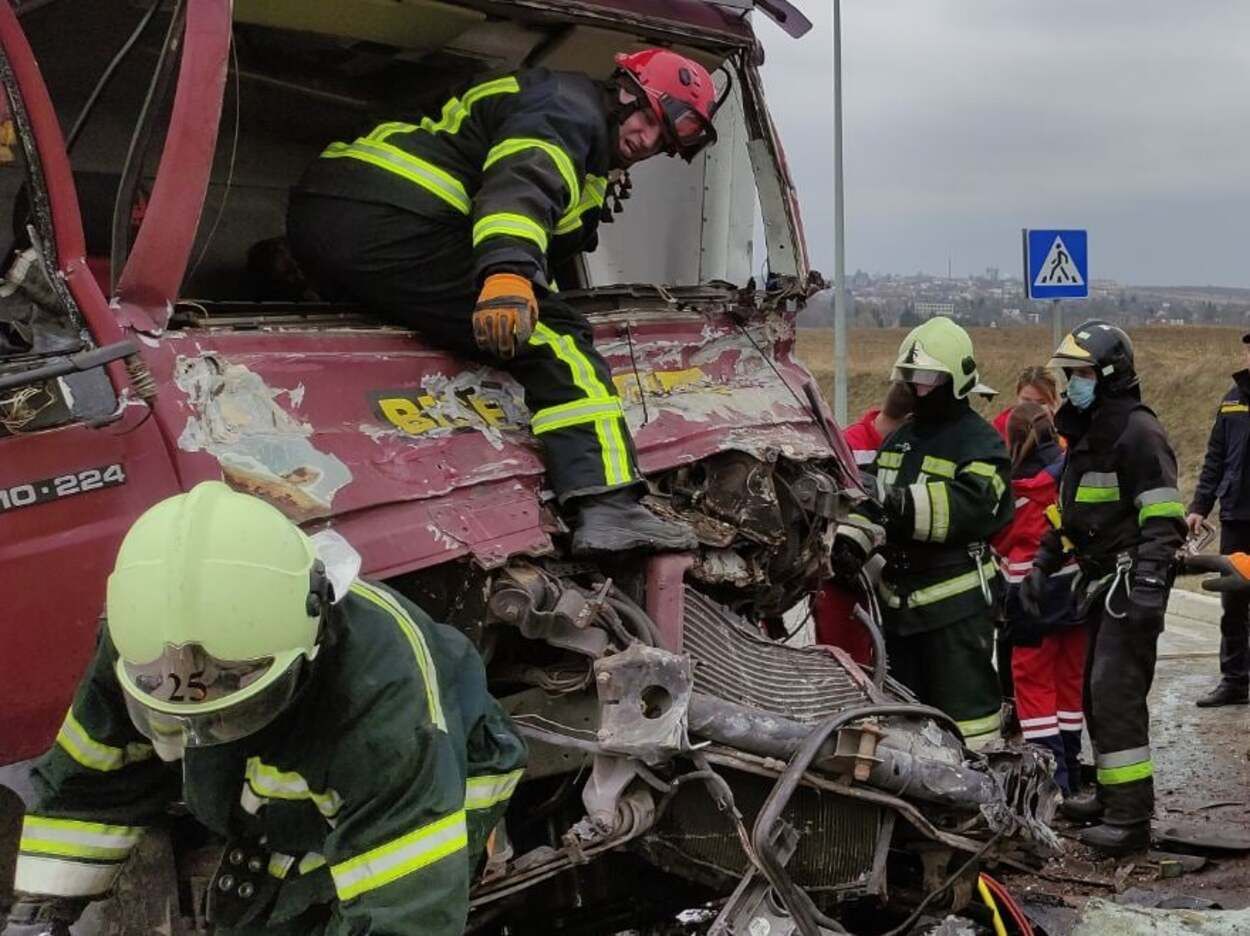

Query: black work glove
left=1019, top=567, right=1047, bottom=619
left=832, top=517, right=886, bottom=586
left=1181, top=553, right=1250, bottom=592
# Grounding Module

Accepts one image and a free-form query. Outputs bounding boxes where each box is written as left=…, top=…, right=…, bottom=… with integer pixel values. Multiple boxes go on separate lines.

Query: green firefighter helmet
left=891, top=316, right=982, bottom=400
left=107, top=481, right=324, bottom=748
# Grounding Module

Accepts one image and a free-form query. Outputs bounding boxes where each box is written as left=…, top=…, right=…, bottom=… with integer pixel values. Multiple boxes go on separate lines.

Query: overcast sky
left=755, top=1, right=1250, bottom=287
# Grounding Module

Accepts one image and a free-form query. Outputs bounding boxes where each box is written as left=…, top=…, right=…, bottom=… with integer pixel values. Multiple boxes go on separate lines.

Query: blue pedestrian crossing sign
left=1024, top=229, right=1088, bottom=300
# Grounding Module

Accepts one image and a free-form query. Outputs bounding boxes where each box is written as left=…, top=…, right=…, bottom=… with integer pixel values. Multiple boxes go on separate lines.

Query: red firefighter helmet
left=614, top=48, right=721, bottom=161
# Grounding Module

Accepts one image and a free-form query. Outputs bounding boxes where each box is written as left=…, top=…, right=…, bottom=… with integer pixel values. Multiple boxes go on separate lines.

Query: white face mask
left=150, top=733, right=186, bottom=762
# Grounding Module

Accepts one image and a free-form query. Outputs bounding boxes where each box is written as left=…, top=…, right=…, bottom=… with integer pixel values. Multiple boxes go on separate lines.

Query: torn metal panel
left=175, top=353, right=351, bottom=520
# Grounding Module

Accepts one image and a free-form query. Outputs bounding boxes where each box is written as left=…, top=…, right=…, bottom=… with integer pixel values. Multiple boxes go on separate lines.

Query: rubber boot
left=571, top=489, right=698, bottom=555
left=1196, top=681, right=1249, bottom=708
left=1078, top=821, right=1150, bottom=856
left=1060, top=790, right=1104, bottom=823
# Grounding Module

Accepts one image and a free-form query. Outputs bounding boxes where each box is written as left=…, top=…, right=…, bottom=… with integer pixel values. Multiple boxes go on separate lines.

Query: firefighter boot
left=1078, top=821, right=1150, bottom=856
left=1196, top=682, right=1249, bottom=708
left=1060, top=790, right=1104, bottom=823
left=571, top=489, right=698, bottom=555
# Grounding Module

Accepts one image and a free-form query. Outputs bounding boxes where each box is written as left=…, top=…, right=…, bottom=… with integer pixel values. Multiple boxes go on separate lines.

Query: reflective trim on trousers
left=527, top=322, right=634, bottom=488
left=1096, top=746, right=1153, bottom=785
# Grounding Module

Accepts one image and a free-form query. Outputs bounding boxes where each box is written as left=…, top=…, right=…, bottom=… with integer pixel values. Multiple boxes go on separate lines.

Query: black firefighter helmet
left=1047, top=319, right=1138, bottom=394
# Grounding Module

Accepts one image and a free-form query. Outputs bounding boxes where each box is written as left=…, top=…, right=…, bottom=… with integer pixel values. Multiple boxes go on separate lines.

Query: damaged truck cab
left=0, top=2, right=1059, bottom=933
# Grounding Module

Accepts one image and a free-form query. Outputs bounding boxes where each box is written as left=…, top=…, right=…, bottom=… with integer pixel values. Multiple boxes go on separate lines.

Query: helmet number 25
left=167, top=671, right=208, bottom=703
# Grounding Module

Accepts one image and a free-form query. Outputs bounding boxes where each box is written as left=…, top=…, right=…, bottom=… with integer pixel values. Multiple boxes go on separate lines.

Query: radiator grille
left=647, top=767, right=884, bottom=893
left=682, top=587, right=875, bottom=723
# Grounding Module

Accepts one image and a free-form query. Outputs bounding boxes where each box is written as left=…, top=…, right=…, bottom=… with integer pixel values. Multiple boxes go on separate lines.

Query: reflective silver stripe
left=14, top=854, right=123, bottom=897
left=1134, top=486, right=1181, bottom=507
left=929, top=482, right=951, bottom=543
left=55, top=709, right=153, bottom=772
left=20, top=816, right=143, bottom=861
left=879, top=559, right=999, bottom=609
left=837, top=524, right=874, bottom=555
left=910, top=482, right=932, bottom=541
left=332, top=811, right=467, bottom=901
left=877, top=469, right=899, bottom=486
left=1022, top=726, right=1060, bottom=739
left=465, top=768, right=525, bottom=811
left=1080, top=471, right=1119, bottom=488
left=1095, top=746, right=1151, bottom=769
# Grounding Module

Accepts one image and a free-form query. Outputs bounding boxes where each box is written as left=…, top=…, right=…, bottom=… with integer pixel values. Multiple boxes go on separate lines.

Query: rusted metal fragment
left=174, top=354, right=351, bottom=520
left=1073, top=897, right=1250, bottom=935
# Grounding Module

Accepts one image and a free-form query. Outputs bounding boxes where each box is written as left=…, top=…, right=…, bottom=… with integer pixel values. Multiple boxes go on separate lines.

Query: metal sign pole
left=832, top=0, right=848, bottom=427
left=1053, top=299, right=1063, bottom=348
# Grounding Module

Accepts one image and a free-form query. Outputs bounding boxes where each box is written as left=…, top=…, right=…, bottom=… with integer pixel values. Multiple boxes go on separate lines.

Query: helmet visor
left=658, top=95, right=717, bottom=161
left=121, top=656, right=304, bottom=748
left=900, top=368, right=950, bottom=387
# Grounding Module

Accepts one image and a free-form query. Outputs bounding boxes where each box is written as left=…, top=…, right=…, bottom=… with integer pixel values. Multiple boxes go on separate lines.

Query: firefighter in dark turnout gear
left=1024, top=321, right=1186, bottom=856
left=1186, top=334, right=1250, bottom=707
left=835, top=318, right=1014, bottom=748
left=287, top=49, right=723, bottom=555
left=2, top=483, right=526, bottom=936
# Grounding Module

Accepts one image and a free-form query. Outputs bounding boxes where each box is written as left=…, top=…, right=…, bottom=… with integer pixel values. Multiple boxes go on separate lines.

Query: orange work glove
left=473, top=273, right=538, bottom=360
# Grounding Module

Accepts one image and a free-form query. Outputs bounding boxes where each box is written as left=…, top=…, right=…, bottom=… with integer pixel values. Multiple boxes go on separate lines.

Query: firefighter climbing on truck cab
left=287, top=49, right=725, bottom=555
left=1025, top=321, right=1185, bottom=855
left=834, top=317, right=1014, bottom=748
left=2, top=482, right=526, bottom=936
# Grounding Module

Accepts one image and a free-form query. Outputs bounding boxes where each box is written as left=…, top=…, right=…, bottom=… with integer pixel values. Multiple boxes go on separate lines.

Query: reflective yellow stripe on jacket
left=465, top=768, right=525, bottom=811
left=331, top=810, right=468, bottom=902
left=556, top=174, right=608, bottom=235
left=350, top=582, right=447, bottom=731
left=321, top=140, right=471, bottom=215
left=54, top=708, right=153, bottom=772
left=15, top=816, right=145, bottom=898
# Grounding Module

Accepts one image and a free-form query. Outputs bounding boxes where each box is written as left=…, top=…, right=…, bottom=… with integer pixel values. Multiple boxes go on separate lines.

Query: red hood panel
left=156, top=308, right=840, bottom=577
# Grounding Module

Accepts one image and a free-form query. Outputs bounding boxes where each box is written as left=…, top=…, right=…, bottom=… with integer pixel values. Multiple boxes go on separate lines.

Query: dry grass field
left=797, top=325, right=1244, bottom=497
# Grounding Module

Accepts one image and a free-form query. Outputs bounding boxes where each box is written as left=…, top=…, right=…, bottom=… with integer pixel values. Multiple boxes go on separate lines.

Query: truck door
left=0, top=8, right=180, bottom=765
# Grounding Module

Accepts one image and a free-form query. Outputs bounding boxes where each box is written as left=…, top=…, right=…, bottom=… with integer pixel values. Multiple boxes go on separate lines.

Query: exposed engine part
left=694, top=451, right=785, bottom=545
left=685, top=694, right=1005, bottom=819
left=593, top=643, right=692, bottom=764
left=581, top=755, right=643, bottom=830
left=789, top=465, right=840, bottom=521
left=488, top=564, right=611, bottom=659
